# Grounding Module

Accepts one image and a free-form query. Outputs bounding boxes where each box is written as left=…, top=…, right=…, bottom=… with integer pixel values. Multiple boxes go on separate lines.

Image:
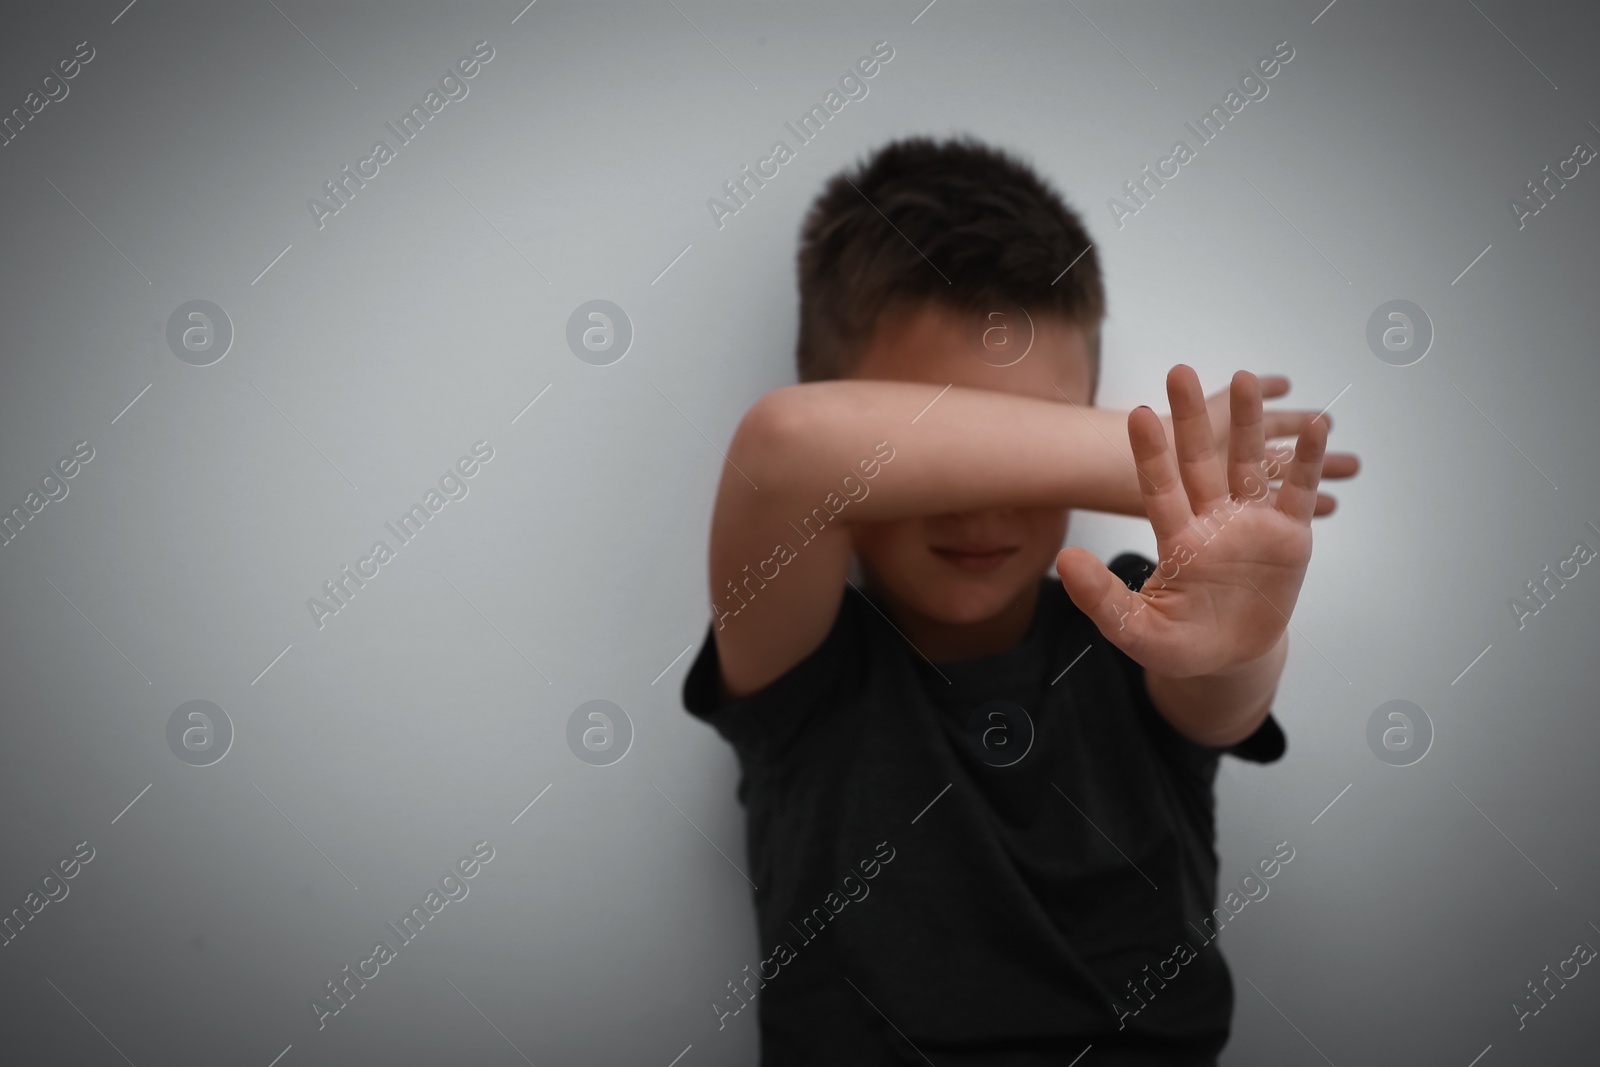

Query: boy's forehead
left=850, top=302, right=1095, bottom=403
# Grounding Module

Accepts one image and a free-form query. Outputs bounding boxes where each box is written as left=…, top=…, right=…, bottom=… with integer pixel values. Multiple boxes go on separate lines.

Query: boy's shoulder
left=682, top=549, right=1285, bottom=768
left=680, top=553, right=1139, bottom=740
left=680, top=575, right=878, bottom=760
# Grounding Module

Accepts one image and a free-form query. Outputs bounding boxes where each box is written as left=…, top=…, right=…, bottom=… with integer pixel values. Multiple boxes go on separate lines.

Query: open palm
left=1057, top=366, right=1329, bottom=679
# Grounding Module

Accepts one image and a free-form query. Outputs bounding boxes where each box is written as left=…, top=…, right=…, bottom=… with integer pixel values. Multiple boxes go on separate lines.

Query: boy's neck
left=863, top=577, right=1041, bottom=664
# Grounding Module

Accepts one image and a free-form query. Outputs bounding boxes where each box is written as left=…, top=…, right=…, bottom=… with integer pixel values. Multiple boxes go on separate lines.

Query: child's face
left=846, top=301, right=1096, bottom=626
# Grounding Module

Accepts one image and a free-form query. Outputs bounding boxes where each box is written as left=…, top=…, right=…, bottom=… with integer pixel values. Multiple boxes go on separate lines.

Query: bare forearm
left=1144, top=631, right=1288, bottom=747
left=732, top=381, right=1145, bottom=521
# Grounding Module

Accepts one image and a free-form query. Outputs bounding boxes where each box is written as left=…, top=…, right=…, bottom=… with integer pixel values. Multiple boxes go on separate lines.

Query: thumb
left=1056, top=547, right=1145, bottom=647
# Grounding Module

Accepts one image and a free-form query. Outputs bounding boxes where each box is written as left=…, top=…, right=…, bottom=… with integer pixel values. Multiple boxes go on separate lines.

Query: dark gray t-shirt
left=682, top=553, right=1284, bottom=1065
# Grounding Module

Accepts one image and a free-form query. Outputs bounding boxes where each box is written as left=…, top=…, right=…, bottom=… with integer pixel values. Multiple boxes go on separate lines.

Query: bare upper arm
left=706, top=393, right=856, bottom=700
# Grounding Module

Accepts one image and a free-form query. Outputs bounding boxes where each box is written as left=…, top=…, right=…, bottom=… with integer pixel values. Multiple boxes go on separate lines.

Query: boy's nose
left=931, top=507, right=1022, bottom=533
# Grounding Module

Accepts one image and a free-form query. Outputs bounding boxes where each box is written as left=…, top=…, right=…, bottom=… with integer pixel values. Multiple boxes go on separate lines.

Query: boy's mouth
left=930, top=544, right=1019, bottom=574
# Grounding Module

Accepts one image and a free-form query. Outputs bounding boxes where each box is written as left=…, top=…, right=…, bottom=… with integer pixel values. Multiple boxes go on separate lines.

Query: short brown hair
left=795, top=136, right=1105, bottom=385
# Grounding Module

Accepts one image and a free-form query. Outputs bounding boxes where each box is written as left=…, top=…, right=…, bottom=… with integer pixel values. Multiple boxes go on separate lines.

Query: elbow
left=730, top=386, right=812, bottom=490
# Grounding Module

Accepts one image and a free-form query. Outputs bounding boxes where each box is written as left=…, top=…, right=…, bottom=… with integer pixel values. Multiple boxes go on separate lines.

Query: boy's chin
left=895, top=572, right=1035, bottom=626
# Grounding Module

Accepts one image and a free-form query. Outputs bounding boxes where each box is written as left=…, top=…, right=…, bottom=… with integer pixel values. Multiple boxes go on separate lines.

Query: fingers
left=1177, top=369, right=1356, bottom=518
left=1262, top=488, right=1339, bottom=516
left=1320, top=451, right=1359, bottom=480
left=1273, top=414, right=1329, bottom=524
left=1264, top=445, right=1358, bottom=481
left=1226, top=371, right=1267, bottom=501
left=1240, top=374, right=1359, bottom=492
left=1258, top=374, right=1291, bottom=400
left=1128, top=406, right=1192, bottom=542
left=1057, top=547, right=1145, bottom=649
left=1167, top=365, right=1228, bottom=509
left=1264, top=409, right=1331, bottom=439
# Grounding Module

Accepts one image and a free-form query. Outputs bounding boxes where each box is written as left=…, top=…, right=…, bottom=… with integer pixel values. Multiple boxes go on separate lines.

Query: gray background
left=2, top=1, right=1597, bottom=1064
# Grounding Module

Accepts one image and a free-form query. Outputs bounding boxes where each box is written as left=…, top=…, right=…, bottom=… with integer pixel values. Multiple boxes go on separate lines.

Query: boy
left=681, top=137, right=1356, bottom=1065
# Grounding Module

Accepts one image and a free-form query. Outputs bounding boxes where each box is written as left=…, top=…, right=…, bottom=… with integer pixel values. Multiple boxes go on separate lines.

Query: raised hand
left=1057, top=366, right=1328, bottom=680
left=1164, top=373, right=1356, bottom=516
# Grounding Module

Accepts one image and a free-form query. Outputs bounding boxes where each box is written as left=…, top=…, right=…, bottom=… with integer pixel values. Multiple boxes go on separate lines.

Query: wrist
left=1144, top=631, right=1287, bottom=747
left=1206, top=630, right=1290, bottom=681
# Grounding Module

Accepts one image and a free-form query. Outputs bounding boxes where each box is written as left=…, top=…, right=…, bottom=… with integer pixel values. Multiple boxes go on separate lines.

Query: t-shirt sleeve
left=1107, top=552, right=1287, bottom=767
left=680, top=587, right=869, bottom=766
